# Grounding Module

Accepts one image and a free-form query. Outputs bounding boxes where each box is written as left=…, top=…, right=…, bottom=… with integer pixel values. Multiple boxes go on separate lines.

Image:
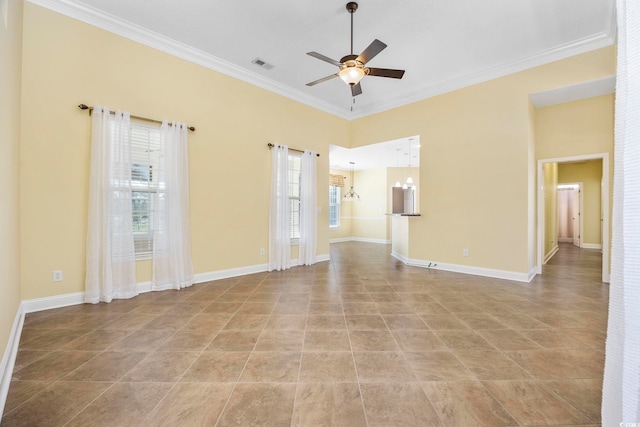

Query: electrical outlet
left=463, top=249, right=469, bottom=257
left=260, top=248, right=265, bottom=256
left=53, top=270, right=63, bottom=282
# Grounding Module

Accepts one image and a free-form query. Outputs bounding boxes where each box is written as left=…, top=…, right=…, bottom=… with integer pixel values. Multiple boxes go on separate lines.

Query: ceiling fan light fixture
left=339, top=66, right=365, bottom=85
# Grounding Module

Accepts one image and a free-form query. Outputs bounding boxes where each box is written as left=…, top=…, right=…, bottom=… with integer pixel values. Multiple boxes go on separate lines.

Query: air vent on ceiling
left=251, top=58, right=274, bottom=70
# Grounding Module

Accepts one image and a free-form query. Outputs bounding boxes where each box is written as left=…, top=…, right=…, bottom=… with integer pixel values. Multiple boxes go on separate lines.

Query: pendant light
left=344, top=161, right=360, bottom=200
left=394, top=148, right=402, bottom=187
left=405, top=138, right=414, bottom=188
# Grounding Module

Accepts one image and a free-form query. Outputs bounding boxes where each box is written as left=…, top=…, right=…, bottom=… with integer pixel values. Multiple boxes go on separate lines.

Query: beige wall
left=535, top=95, right=614, bottom=160
left=558, top=160, right=603, bottom=246
left=0, top=0, right=23, bottom=376
left=19, top=4, right=348, bottom=300
left=329, top=168, right=352, bottom=240
left=349, top=47, right=615, bottom=274
left=535, top=94, right=614, bottom=258
left=543, top=163, right=559, bottom=259
left=351, top=168, right=388, bottom=241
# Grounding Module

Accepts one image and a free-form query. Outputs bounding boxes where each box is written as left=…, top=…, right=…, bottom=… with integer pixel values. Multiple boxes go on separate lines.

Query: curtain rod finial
left=78, top=104, right=89, bottom=110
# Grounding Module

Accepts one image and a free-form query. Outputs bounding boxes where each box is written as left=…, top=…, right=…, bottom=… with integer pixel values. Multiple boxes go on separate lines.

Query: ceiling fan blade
left=356, top=39, right=387, bottom=64
left=367, top=68, right=405, bottom=79
left=306, top=74, right=339, bottom=86
left=306, top=52, right=342, bottom=67
left=351, top=82, right=363, bottom=97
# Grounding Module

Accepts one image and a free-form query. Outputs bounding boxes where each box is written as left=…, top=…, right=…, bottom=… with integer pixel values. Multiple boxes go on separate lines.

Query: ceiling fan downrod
left=347, top=2, right=358, bottom=55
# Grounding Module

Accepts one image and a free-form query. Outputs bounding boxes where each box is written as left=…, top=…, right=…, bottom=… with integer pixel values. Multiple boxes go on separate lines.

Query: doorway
left=557, top=183, right=582, bottom=248
left=537, top=153, right=609, bottom=283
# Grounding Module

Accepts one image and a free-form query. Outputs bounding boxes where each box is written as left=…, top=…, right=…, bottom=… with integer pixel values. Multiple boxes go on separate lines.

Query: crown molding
left=348, top=32, right=616, bottom=119
left=27, top=0, right=351, bottom=119
left=28, top=0, right=616, bottom=121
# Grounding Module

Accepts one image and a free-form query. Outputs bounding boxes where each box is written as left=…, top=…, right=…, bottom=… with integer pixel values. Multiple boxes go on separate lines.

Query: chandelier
left=344, top=161, right=360, bottom=200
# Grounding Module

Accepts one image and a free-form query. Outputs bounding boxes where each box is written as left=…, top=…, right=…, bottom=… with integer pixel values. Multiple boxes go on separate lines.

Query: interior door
left=572, top=188, right=581, bottom=247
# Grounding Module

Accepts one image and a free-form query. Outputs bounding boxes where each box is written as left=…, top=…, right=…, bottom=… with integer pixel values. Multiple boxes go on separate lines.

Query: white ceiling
left=31, top=0, right=616, bottom=119
left=330, top=136, right=420, bottom=171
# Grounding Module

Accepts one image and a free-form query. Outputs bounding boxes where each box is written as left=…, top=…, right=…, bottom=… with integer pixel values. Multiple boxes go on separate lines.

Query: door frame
left=536, top=153, right=610, bottom=283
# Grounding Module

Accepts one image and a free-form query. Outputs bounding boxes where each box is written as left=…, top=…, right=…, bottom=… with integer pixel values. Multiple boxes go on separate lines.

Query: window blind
left=330, top=174, right=345, bottom=187
left=130, top=122, right=162, bottom=254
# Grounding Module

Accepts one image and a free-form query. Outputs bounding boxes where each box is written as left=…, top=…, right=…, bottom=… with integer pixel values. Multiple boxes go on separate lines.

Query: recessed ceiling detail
left=28, top=0, right=616, bottom=119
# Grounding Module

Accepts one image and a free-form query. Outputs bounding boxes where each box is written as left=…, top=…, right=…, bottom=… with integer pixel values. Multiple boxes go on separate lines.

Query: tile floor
left=2, top=242, right=607, bottom=426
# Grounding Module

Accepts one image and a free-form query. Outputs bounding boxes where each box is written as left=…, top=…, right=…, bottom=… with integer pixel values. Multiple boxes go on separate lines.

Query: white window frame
left=130, top=122, right=162, bottom=259
left=329, top=185, right=341, bottom=228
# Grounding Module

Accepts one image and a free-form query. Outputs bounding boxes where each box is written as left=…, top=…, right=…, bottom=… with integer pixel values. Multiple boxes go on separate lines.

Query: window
left=288, top=153, right=301, bottom=239
left=130, top=122, right=162, bottom=256
left=329, top=185, right=340, bottom=227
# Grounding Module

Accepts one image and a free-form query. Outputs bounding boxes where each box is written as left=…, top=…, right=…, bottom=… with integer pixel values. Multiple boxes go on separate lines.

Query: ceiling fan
left=306, top=2, right=405, bottom=97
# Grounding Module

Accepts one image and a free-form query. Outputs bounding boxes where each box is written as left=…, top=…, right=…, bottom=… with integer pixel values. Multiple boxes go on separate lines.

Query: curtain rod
left=267, top=143, right=320, bottom=157
left=78, top=104, right=195, bottom=131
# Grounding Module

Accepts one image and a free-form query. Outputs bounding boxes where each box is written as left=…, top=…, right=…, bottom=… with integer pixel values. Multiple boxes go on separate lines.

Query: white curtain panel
left=299, top=150, right=317, bottom=266
left=602, top=0, right=640, bottom=424
left=269, top=144, right=291, bottom=271
left=85, top=106, right=138, bottom=303
left=152, top=121, right=194, bottom=290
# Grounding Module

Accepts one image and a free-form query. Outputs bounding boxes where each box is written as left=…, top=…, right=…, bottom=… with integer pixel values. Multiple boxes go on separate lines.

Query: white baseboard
left=395, top=256, right=533, bottom=283
left=582, top=243, right=602, bottom=250
left=330, top=237, right=390, bottom=245
left=21, top=292, right=85, bottom=314
left=21, top=255, right=333, bottom=314
left=194, top=263, right=269, bottom=284
left=351, top=237, right=391, bottom=244
left=390, top=251, right=409, bottom=264
left=544, top=245, right=559, bottom=264
left=329, top=238, right=352, bottom=244
left=0, top=304, right=24, bottom=417
left=558, top=237, right=573, bottom=243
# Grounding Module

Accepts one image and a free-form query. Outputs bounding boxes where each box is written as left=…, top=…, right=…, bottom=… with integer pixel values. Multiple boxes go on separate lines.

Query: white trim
left=401, top=257, right=533, bottom=283
left=194, top=264, right=268, bottom=284
left=544, top=245, right=559, bottom=264
left=537, top=153, right=610, bottom=283
left=342, top=216, right=386, bottom=221
left=316, top=254, right=330, bottom=263
left=330, top=237, right=390, bottom=245
left=21, top=292, right=85, bottom=314
left=329, top=238, right=352, bottom=244
left=582, top=243, right=603, bottom=250
left=390, top=251, right=410, bottom=265
left=0, top=304, right=24, bottom=418
left=351, top=237, right=390, bottom=244
left=26, top=0, right=615, bottom=121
